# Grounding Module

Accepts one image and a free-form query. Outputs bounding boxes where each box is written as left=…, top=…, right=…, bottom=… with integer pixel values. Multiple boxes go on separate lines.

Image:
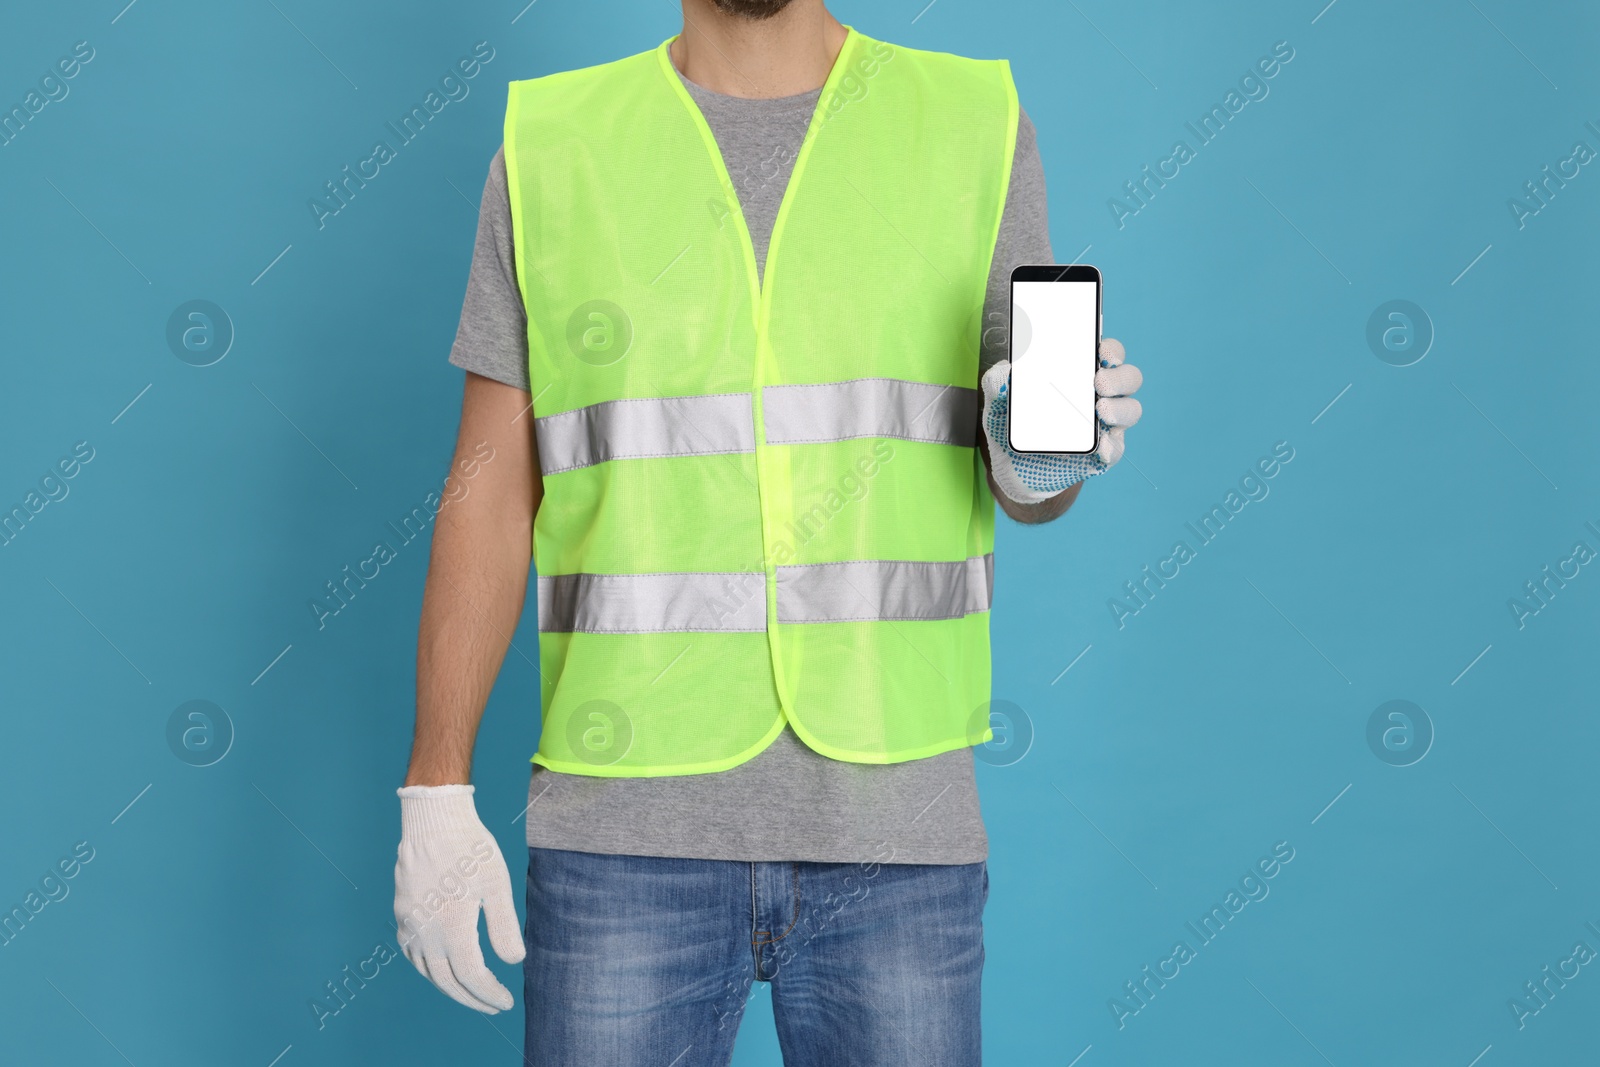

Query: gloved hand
left=393, top=783, right=525, bottom=1013
left=980, top=336, right=1143, bottom=504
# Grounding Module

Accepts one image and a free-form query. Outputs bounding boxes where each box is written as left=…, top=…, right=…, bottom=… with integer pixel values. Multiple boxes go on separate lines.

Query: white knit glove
left=981, top=337, right=1143, bottom=504
left=393, top=783, right=524, bottom=1013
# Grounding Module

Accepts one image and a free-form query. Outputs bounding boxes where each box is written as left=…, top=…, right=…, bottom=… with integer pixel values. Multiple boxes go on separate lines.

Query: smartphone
left=1007, top=264, right=1101, bottom=455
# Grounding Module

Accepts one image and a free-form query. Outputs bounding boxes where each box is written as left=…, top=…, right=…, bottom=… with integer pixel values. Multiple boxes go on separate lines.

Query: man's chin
left=710, top=0, right=798, bottom=20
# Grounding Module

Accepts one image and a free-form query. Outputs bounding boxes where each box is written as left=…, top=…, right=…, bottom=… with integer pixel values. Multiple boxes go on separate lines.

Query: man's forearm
left=405, top=374, right=541, bottom=786
left=406, top=501, right=529, bottom=785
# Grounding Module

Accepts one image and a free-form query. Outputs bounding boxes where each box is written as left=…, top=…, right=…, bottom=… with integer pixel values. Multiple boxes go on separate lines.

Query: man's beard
left=710, top=0, right=797, bottom=19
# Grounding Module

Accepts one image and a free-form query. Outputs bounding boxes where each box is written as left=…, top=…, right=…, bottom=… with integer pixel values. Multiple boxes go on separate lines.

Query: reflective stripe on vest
left=537, top=554, right=994, bottom=633
left=534, top=393, right=755, bottom=475
left=538, top=571, right=767, bottom=632
left=775, top=555, right=993, bottom=624
left=533, top=378, right=981, bottom=476
left=763, top=379, right=980, bottom=448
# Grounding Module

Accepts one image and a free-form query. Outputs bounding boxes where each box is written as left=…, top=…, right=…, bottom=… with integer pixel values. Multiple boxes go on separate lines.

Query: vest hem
left=529, top=710, right=788, bottom=778
left=779, top=714, right=993, bottom=767
left=527, top=718, right=994, bottom=777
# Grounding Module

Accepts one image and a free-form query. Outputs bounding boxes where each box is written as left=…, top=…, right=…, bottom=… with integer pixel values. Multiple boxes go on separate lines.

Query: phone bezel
left=1006, top=263, right=1102, bottom=456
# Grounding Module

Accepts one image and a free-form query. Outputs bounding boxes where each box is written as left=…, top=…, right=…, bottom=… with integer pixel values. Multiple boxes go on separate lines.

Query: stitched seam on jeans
left=752, top=860, right=766, bottom=939
left=749, top=863, right=764, bottom=969
left=752, top=864, right=802, bottom=946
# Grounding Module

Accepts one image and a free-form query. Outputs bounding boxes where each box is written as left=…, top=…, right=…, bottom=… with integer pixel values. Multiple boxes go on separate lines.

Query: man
left=393, top=0, right=1143, bottom=1063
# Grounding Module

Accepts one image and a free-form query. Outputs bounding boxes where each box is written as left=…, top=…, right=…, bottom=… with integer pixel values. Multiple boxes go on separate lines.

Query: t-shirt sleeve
left=980, top=106, right=1053, bottom=376
left=447, top=146, right=532, bottom=392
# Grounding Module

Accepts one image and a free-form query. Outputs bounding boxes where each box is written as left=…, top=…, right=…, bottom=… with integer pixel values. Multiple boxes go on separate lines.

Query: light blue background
left=2, top=1, right=1596, bottom=1064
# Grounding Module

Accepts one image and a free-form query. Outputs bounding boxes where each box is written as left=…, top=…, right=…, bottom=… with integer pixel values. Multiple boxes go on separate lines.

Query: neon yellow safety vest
left=504, top=26, right=1018, bottom=776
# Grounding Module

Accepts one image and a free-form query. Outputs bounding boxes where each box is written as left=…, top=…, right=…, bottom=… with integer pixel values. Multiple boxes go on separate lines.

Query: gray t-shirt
left=450, top=67, right=1053, bottom=865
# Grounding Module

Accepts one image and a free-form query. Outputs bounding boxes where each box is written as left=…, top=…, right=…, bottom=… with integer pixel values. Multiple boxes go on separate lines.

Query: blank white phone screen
left=1009, top=280, right=1098, bottom=453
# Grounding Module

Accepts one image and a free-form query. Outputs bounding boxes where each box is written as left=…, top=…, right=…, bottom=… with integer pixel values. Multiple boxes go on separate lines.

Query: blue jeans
left=522, top=847, right=987, bottom=1066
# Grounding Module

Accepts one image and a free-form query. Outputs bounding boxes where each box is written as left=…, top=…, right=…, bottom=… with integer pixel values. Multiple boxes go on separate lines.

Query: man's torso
left=450, top=60, right=1054, bottom=864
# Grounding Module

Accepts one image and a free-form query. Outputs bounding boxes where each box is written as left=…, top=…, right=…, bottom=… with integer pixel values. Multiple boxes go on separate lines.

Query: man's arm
left=404, top=371, right=541, bottom=785
left=977, top=108, right=1085, bottom=526
left=392, top=152, right=538, bottom=1014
